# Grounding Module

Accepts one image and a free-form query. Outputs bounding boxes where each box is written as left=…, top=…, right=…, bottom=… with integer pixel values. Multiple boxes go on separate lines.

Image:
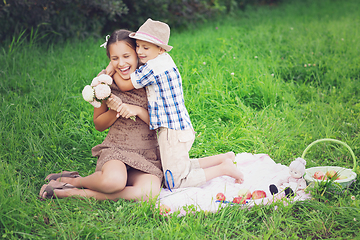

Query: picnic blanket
left=158, top=153, right=310, bottom=215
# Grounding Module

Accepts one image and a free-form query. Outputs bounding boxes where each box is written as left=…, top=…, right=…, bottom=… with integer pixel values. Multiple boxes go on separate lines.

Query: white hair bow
left=100, top=35, right=110, bottom=48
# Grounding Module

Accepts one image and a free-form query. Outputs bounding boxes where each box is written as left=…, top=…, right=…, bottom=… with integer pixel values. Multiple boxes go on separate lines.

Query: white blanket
left=158, top=153, right=310, bottom=215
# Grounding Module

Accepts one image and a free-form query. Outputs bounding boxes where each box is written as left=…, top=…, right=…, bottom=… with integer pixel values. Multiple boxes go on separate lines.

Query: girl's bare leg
left=124, top=168, right=161, bottom=201
left=42, top=169, right=161, bottom=201
left=198, top=151, right=235, bottom=168
left=54, top=160, right=128, bottom=194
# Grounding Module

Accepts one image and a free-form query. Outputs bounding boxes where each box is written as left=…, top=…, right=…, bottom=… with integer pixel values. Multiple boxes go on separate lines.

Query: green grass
left=1, top=0, right=360, bottom=238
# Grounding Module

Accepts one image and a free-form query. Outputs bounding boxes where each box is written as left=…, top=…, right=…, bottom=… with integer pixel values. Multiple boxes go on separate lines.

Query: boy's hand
left=106, top=93, right=123, bottom=113
left=117, top=103, right=139, bottom=119
left=105, top=62, right=115, bottom=76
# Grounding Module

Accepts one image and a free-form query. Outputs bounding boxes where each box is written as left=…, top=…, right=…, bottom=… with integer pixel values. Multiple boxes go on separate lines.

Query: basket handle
left=301, top=138, right=357, bottom=171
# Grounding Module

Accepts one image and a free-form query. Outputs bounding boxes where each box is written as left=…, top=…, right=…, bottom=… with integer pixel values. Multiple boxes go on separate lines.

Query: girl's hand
left=106, top=94, right=123, bottom=112
left=105, top=62, right=115, bottom=76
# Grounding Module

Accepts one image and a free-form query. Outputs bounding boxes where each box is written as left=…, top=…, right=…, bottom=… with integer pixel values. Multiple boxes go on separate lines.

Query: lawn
left=1, top=0, right=360, bottom=238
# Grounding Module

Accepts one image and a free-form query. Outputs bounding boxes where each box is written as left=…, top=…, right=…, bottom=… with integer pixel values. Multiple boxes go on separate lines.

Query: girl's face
left=109, top=41, right=138, bottom=80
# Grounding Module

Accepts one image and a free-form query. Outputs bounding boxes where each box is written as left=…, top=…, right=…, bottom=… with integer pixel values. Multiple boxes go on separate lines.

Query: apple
left=313, top=171, right=326, bottom=180
left=326, top=170, right=338, bottom=179
left=251, top=190, right=267, bottom=200
left=216, top=192, right=226, bottom=201
left=159, top=204, right=171, bottom=215
left=238, top=189, right=252, bottom=200
left=232, top=196, right=246, bottom=204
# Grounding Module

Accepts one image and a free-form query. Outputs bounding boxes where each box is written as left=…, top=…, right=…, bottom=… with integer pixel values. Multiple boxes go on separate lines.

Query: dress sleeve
left=130, top=63, right=156, bottom=89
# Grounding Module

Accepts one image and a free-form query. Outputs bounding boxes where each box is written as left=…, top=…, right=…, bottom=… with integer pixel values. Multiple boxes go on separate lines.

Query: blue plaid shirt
left=130, top=53, right=192, bottom=130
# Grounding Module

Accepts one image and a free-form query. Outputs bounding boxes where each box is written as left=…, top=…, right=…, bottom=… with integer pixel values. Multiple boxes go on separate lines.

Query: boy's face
left=109, top=41, right=138, bottom=80
left=136, top=40, right=165, bottom=64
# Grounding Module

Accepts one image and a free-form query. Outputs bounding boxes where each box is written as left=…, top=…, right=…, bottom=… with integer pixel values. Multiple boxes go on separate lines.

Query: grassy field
left=1, top=0, right=360, bottom=238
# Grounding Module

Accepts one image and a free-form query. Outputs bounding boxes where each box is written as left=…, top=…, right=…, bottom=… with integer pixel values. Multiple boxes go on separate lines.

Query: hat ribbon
left=135, top=31, right=166, bottom=45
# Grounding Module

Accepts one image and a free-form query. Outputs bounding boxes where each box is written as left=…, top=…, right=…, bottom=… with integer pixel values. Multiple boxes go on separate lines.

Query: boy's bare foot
left=221, top=158, right=244, bottom=184
left=225, top=151, right=236, bottom=162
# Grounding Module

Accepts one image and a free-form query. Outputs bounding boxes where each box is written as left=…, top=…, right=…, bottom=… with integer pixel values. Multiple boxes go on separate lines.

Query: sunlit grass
left=0, top=0, right=359, bottom=238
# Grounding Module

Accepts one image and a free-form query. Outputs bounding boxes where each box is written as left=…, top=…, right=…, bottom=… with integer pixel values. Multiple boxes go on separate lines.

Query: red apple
left=313, top=171, right=326, bottom=180
left=252, top=190, right=267, bottom=200
left=216, top=193, right=226, bottom=201
left=238, top=189, right=252, bottom=200
left=232, top=196, right=246, bottom=204
left=326, top=170, right=338, bottom=179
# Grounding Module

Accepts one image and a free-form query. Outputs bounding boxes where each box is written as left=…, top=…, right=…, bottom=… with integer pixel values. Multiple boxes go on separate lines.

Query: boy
left=107, top=19, right=244, bottom=189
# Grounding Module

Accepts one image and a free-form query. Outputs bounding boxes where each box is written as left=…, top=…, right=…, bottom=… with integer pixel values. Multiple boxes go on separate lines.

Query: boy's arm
left=119, top=63, right=156, bottom=91
left=113, top=72, right=135, bottom=92
left=105, top=62, right=115, bottom=76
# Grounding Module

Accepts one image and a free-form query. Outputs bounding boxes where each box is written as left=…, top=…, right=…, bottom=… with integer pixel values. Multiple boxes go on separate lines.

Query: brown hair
left=106, top=29, right=136, bottom=59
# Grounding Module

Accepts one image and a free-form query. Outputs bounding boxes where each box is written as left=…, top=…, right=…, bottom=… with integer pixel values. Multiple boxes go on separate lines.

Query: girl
left=39, top=30, right=162, bottom=201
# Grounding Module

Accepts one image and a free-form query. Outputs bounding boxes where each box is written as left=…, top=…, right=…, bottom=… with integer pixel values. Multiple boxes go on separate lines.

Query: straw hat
left=130, top=18, right=173, bottom=52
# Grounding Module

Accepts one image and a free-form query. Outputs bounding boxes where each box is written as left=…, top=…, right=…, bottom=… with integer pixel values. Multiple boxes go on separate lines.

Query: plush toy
left=269, top=157, right=307, bottom=198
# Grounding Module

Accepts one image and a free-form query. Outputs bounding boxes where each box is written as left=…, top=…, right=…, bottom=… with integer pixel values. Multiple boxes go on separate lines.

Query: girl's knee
left=96, top=171, right=127, bottom=193
left=100, top=175, right=127, bottom=193
left=100, top=160, right=128, bottom=193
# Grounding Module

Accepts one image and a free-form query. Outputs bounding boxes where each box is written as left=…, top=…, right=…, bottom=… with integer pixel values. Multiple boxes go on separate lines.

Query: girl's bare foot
left=39, top=180, right=76, bottom=199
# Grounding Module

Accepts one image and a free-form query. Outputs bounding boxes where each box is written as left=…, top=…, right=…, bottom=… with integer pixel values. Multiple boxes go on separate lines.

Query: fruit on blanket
left=326, top=170, right=338, bottom=179
left=159, top=204, right=171, bottom=215
left=232, top=196, right=246, bottom=204
left=251, top=190, right=267, bottom=200
left=238, top=189, right=252, bottom=200
left=313, top=171, right=326, bottom=180
left=216, top=193, right=226, bottom=201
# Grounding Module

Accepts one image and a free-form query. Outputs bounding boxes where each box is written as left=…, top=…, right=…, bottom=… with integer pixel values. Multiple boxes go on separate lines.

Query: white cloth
left=158, top=153, right=310, bottom=216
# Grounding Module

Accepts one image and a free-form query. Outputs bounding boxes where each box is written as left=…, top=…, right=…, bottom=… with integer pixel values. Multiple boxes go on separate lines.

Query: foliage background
left=0, top=0, right=283, bottom=42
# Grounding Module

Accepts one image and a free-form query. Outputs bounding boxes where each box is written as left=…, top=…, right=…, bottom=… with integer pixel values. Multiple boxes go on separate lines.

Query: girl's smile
left=119, top=66, right=131, bottom=75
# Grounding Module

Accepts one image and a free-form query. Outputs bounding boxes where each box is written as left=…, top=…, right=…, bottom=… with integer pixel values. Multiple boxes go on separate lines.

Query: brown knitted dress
left=91, top=82, right=163, bottom=181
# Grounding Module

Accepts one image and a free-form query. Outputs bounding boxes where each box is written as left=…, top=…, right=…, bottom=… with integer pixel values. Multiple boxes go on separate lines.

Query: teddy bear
left=269, top=157, right=307, bottom=198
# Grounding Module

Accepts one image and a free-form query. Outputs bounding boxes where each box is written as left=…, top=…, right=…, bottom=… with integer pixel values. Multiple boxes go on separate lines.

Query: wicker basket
left=302, top=138, right=357, bottom=191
